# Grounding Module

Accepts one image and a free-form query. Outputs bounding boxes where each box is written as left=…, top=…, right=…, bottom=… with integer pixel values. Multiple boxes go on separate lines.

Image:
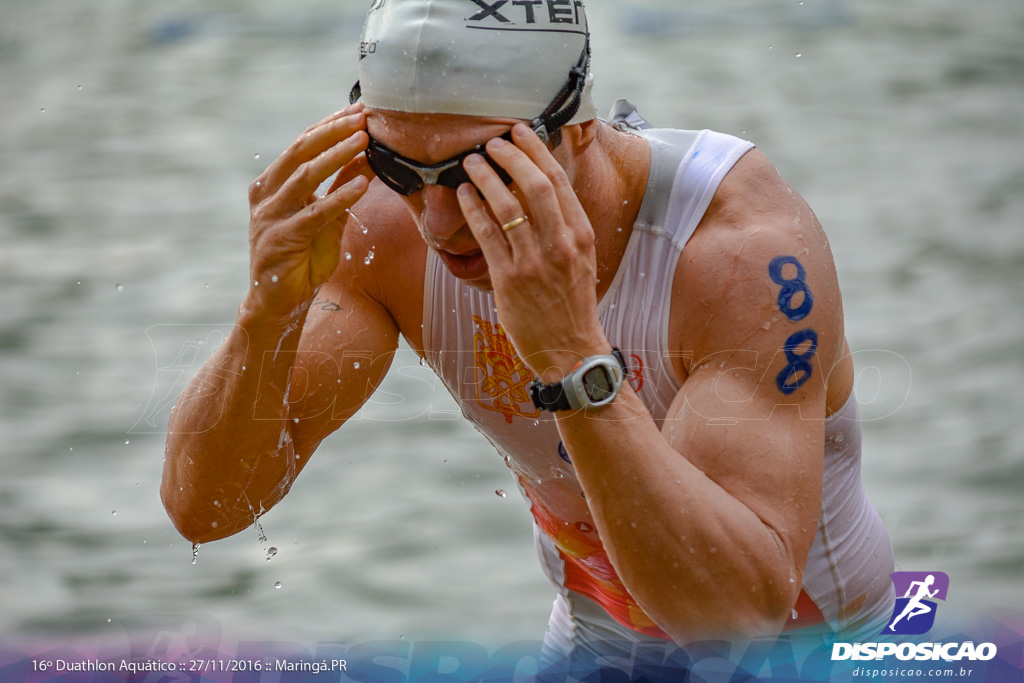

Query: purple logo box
left=890, top=571, right=950, bottom=601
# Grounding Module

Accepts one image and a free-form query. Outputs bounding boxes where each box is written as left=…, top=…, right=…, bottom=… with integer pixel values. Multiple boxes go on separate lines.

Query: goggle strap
left=532, top=36, right=591, bottom=141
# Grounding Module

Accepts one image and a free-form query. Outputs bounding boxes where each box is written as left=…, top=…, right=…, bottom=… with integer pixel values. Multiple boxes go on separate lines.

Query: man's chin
left=437, top=249, right=493, bottom=290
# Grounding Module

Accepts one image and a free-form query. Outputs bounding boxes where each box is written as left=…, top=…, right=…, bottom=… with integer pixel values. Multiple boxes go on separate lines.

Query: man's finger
left=483, top=134, right=567, bottom=245
left=328, top=153, right=373, bottom=195
left=262, top=108, right=367, bottom=198
left=510, top=123, right=590, bottom=229
left=289, top=175, right=370, bottom=240
left=303, top=102, right=364, bottom=135
left=462, top=153, right=539, bottom=259
left=456, top=182, right=512, bottom=268
left=274, top=131, right=368, bottom=213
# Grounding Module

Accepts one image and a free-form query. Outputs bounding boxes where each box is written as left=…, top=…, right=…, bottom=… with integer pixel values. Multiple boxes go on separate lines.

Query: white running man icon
left=888, top=574, right=940, bottom=630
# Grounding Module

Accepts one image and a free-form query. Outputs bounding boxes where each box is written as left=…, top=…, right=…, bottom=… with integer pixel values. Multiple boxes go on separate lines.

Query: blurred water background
left=1, top=0, right=1022, bottom=649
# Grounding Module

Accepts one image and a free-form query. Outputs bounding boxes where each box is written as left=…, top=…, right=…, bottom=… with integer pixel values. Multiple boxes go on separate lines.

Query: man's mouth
left=436, top=247, right=489, bottom=281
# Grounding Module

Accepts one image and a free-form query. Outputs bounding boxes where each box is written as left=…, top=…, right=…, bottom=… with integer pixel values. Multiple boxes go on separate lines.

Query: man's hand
left=456, top=123, right=610, bottom=383
left=247, top=103, right=372, bottom=321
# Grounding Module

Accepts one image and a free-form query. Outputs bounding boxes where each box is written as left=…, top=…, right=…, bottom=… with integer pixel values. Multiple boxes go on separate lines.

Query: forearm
left=161, top=297, right=310, bottom=543
left=557, top=388, right=810, bottom=642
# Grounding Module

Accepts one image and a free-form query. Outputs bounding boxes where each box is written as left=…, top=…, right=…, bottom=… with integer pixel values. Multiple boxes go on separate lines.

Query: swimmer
left=161, top=0, right=896, bottom=657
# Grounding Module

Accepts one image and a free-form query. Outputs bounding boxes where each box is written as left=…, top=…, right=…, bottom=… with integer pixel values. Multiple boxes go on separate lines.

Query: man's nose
left=416, top=183, right=467, bottom=241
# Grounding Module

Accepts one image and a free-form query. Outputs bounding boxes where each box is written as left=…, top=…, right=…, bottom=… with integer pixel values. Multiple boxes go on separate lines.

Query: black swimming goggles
left=348, top=37, right=590, bottom=197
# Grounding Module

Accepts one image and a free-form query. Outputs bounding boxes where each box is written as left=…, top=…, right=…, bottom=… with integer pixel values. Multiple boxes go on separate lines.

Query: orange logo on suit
left=472, top=316, right=540, bottom=424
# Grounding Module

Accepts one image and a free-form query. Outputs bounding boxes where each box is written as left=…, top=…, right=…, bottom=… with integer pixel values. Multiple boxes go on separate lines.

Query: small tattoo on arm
left=311, top=297, right=343, bottom=312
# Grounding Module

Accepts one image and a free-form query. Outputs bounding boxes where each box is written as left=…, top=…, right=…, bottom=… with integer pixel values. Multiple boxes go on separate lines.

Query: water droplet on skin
left=211, top=521, right=218, bottom=528
left=271, top=275, right=279, bottom=283
left=274, top=581, right=282, bottom=589
left=495, top=489, right=507, bottom=498
left=345, top=252, right=352, bottom=261
left=792, top=609, right=799, bottom=620
left=353, top=361, right=361, bottom=369
left=115, top=283, right=124, bottom=291
left=253, top=280, right=260, bottom=287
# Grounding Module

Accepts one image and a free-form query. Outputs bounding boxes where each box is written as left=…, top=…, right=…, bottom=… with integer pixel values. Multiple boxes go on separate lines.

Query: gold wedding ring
left=501, top=216, right=528, bottom=233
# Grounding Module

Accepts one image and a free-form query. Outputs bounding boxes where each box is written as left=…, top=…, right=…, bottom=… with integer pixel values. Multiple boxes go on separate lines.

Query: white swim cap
left=355, top=0, right=596, bottom=127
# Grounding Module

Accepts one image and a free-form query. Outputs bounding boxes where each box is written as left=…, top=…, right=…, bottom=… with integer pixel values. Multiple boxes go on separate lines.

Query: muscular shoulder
left=311, top=179, right=428, bottom=349
left=671, top=148, right=844, bottom=389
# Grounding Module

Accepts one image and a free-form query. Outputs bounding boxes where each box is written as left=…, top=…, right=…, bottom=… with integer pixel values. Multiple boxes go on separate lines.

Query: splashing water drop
left=795, top=52, right=803, bottom=58
left=191, top=542, right=200, bottom=565
left=115, top=283, right=124, bottom=291
left=266, top=547, right=278, bottom=562
left=274, top=581, right=282, bottom=589
left=495, top=489, right=507, bottom=498
left=111, top=510, right=117, bottom=516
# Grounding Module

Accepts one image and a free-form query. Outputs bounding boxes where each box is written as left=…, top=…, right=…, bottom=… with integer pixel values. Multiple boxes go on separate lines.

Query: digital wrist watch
left=529, top=348, right=628, bottom=412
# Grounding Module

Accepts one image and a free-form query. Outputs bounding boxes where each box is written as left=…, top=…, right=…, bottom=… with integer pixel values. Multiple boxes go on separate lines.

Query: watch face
left=583, top=367, right=614, bottom=402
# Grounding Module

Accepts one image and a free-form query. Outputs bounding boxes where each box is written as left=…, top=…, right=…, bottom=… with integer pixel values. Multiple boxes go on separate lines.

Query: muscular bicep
left=282, top=181, right=423, bottom=459
left=283, top=269, right=401, bottom=459
left=662, top=147, right=845, bottom=564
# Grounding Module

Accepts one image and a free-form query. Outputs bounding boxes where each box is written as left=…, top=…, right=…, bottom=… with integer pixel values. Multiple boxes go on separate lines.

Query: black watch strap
left=529, top=348, right=628, bottom=412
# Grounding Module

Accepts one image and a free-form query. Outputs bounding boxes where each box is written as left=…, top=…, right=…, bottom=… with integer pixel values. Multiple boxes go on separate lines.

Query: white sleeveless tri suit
left=419, top=109, right=896, bottom=657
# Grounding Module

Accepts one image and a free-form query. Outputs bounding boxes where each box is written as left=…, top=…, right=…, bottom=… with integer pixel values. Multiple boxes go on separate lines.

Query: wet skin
left=163, top=100, right=857, bottom=642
